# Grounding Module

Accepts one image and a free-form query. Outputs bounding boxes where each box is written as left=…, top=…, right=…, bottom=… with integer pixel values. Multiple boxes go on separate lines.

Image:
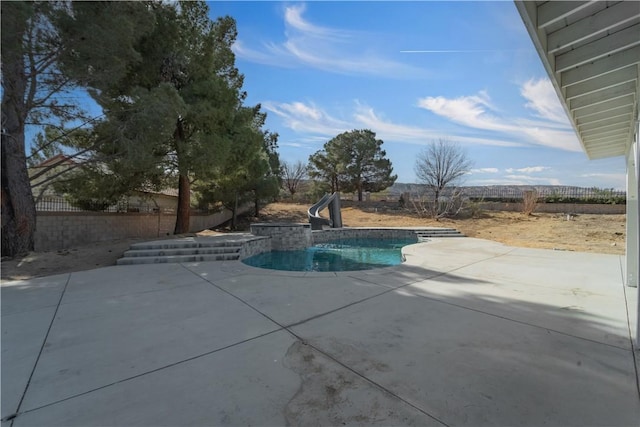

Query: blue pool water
left=242, top=237, right=417, bottom=272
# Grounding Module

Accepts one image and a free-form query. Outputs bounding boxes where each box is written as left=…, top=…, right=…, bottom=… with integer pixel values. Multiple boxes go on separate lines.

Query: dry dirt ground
left=1, top=202, right=626, bottom=280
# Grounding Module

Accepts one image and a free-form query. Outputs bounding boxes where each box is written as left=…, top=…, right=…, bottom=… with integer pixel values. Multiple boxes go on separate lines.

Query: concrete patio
left=2, top=237, right=639, bottom=426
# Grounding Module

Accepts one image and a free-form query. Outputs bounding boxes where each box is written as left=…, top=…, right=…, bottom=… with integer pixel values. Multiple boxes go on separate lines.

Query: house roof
left=32, top=153, right=76, bottom=168
left=515, top=1, right=639, bottom=159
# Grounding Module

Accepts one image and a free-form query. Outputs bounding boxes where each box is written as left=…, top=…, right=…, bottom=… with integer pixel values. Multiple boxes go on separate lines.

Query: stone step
left=417, top=233, right=465, bottom=237
left=117, top=234, right=260, bottom=266
left=122, top=246, right=242, bottom=258
left=129, top=239, right=248, bottom=251
left=414, top=229, right=464, bottom=234
left=414, top=228, right=458, bottom=232
left=414, top=229, right=465, bottom=240
left=116, top=253, right=240, bottom=266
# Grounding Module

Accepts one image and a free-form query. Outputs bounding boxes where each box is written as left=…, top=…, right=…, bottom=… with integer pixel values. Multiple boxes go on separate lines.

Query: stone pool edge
left=238, top=225, right=461, bottom=274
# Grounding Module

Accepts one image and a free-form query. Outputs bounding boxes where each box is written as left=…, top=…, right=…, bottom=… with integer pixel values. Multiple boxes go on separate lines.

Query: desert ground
left=1, top=202, right=626, bottom=280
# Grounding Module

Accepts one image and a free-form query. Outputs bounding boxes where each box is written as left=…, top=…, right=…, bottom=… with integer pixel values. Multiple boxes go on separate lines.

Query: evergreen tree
left=250, top=130, right=281, bottom=216
left=66, top=1, right=249, bottom=233
left=1, top=1, right=153, bottom=256
left=194, top=106, right=279, bottom=228
left=27, top=128, right=64, bottom=168
left=309, top=129, right=397, bottom=201
left=308, top=148, right=344, bottom=194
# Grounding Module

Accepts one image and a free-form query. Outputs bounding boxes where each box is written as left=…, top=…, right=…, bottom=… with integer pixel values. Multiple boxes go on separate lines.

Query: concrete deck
left=2, top=238, right=638, bottom=426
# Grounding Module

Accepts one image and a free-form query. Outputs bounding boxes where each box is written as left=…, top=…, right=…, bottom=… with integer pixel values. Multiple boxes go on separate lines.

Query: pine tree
left=61, top=2, right=252, bottom=233
left=309, top=130, right=397, bottom=201
left=1, top=1, right=153, bottom=256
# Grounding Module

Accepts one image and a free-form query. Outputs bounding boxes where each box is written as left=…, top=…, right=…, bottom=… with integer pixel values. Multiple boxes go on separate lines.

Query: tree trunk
left=357, top=184, right=363, bottom=202
left=2, top=125, right=36, bottom=257
left=254, top=190, right=259, bottom=217
left=1, top=10, right=36, bottom=257
left=433, top=188, right=441, bottom=219
left=173, top=119, right=190, bottom=234
left=174, top=173, right=190, bottom=234
left=231, top=192, right=238, bottom=230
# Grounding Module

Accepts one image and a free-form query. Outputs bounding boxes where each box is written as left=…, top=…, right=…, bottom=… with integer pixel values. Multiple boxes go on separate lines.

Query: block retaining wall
left=35, top=209, right=239, bottom=252
left=312, top=228, right=419, bottom=244
left=250, top=223, right=312, bottom=251
left=238, top=237, right=271, bottom=260
left=479, top=202, right=625, bottom=214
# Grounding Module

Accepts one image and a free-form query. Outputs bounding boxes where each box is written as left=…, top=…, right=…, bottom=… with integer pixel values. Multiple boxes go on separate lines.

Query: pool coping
left=239, top=226, right=458, bottom=273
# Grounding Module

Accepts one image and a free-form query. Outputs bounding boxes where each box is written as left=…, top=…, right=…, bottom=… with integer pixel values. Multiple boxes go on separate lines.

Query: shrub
left=522, top=190, right=539, bottom=215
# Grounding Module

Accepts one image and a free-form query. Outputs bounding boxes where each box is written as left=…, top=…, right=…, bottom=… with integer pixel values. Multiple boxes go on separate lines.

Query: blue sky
left=209, top=1, right=626, bottom=189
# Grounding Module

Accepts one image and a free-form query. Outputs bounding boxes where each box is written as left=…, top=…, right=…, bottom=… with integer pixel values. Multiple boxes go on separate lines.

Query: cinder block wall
left=189, top=210, right=234, bottom=232
left=35, top=208, right=240, bottom=251
left=479, top=202, right=625, bottom=214
left=250, top=224, right=312, bottom=250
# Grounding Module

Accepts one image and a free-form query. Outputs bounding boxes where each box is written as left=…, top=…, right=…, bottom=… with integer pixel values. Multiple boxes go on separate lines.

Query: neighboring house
left=28, top=155, right=179, bottom=213
left=29, top=153, right=77, bottom=201
left=126, top=188, right=179, bottom=213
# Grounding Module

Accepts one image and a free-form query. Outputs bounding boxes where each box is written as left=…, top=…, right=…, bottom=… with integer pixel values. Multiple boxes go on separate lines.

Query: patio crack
left=12, top=329, right=284, bottom=418
left=182, top=265, right=451, bottom=426
left=5, top=273, right=72, bottom=426
left=354, top=250, right=633, bottom=352
left=620, top=255, right=640, bottom=399
left=350, top=248, right=517, bottom=289
left=282, top=339, right=450, bottom=427
left=11, top=258, right=291, bottom=422
left=409, top=291, right=632, bottom=351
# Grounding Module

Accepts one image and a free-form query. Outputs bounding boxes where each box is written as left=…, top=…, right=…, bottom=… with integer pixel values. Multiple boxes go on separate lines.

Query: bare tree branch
left=26, top=114, right=105, bottom=161
left=413, top=139, right=472, bottom=218
left=281, top=160, right=307, bottom=199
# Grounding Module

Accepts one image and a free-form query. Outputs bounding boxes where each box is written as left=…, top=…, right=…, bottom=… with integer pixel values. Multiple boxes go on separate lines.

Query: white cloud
left=579, top=173, right=626, bottom=189
left=280, top=142, right=304, bottom=148
left=354, top=103, right=521, bottom=147
left=232, top=40, right=297, bottom=68
left=233, top=4, right=422, bottom=78
left=417, top=87, right=582, bottom=152
left=471, top=176, right=562, bottom=186
left=505, top=166, right=549, bottom=173
left=471, top=168, right=500, bottom=174
left=504, top=175, right=562, bottom=185
left=264, top=99, right=523, bottom=148
left=417, top=92, right=513, bottom=133
left=353, top=103, right=438, bottom=142
left=519, top=126, right=581, bottom=152
left=284, top=4, right=341, bottom=39
left=580, top=173, right=626, bottom=180
left=520, top=78, right=568, bottom=123
left=547, top=178, right=563, bottom=186
left=262, top=101, right=349, bottom=136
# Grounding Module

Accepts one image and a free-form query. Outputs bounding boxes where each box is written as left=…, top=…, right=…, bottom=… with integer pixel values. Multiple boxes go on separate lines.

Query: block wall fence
left=35, top=208, right=245, bottom=251
left=34, top=202, right=624, bottom=252
left=478, top=202, right=625, bottom=214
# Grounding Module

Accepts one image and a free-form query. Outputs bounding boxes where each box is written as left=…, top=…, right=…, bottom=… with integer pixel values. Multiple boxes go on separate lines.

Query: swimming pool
left=242, top=237, right=417, bottom=272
